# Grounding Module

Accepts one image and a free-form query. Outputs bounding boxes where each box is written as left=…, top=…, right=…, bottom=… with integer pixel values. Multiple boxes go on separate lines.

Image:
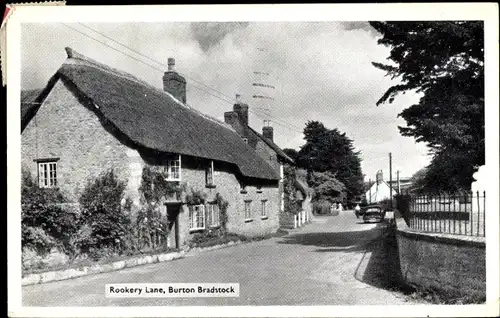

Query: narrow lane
left=23, top=210, right=417, bottom=306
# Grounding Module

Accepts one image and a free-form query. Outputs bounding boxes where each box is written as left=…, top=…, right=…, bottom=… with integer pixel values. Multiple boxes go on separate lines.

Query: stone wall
left=177, top=157, right=280, bottom=245
left=21, top=79, right=141, bottom=205
left=395, top=218, right=486, bottom=300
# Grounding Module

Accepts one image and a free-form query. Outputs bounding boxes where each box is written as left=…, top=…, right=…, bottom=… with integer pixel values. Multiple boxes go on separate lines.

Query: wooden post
left=389, top=153, right=393, bottom=210
left=369, top=178, right=372, bottom=204
left=397, top=170, right=401, bottom=194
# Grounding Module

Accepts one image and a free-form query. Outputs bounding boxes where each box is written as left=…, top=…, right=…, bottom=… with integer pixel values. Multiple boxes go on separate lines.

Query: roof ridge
left=63, top=47, right=234, bottom=132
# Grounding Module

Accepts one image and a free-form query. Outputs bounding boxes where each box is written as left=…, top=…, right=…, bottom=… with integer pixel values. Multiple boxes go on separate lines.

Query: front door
left=165, top=202, right=182, bottom=249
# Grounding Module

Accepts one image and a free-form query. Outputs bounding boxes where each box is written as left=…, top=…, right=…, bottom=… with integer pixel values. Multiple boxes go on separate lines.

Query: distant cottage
left=21, top=48, right=311, bottom=248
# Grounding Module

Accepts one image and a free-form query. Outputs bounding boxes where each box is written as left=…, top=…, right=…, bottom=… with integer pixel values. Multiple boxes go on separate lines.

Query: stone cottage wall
left=175, top=158, right=280, bottom=246
left=21, top=79, right=142, bottom=206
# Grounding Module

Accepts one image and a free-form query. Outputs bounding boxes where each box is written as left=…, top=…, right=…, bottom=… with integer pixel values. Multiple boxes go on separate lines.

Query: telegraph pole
left=397, top=170, right=401, bottom=194
left=389, top=152, right=393, bottom=210
left=369, top=178, right=372, bottom=204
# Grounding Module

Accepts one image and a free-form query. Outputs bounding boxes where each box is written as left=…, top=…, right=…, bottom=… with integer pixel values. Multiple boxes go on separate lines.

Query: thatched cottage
left=21, top=47, right=292, bottom=248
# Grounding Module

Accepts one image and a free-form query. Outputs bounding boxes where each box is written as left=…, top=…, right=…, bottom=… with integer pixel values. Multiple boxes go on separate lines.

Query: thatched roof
left=248, top=127, right=294, bottom=164
left=23, top=47, right=279, bottom=181
left=294, top=178, right=311, bottom=197
left=21, top=89, right=43, bottom=126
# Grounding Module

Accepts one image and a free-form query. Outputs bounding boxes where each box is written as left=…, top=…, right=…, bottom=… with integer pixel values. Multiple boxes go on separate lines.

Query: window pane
left=43, top=164, right=48, bottom=187
left=189, top=206, right=194, bottom=229
left=245, top=202, right=251, bottom=219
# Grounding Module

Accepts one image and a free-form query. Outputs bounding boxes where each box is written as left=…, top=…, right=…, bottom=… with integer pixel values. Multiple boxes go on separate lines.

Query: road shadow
left=277, top=220, right=415, bottom=295
left=356, top=226, right=416, bottom=294
left=276, top=222, right=386, bottom=253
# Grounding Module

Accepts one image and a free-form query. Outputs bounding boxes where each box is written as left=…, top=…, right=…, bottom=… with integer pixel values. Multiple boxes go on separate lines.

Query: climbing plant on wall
left=283, top=165, right=301, bottom=215
left=137, top=166, right=185, bottom=250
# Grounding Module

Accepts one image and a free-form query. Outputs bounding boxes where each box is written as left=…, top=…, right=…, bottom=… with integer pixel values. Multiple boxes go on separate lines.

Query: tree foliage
left=308, top=171, right=346, bottom=203
left=370, top=21, right=484, bottom=192
left=282, top=148, right=299, bottom=162
left=296, top=121, right=364, bottom=203
left=78, top=170, right=131, bottom=256
left=21, top=167, right=79, bottom=256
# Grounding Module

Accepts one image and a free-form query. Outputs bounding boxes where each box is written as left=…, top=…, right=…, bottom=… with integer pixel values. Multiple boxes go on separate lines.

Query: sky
left=21, top=21, right=432, bottom=182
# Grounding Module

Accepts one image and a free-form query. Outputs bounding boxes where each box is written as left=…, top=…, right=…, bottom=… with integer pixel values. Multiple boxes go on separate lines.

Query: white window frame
left=189, top=204, right=205, bottom=231
left=244, top=200, right=252, bottom=221
left=261, top=200, right=268, bottom=218
left=206, top=203, right=220, bottom=227
left=165, top=154, right=181, bottom=181
left=206, top=160, right=215, bottom=186
left=38, top=161, right=58, bottom=188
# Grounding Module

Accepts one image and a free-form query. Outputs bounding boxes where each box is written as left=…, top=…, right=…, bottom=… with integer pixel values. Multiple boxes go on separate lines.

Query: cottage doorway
left=165, top=202, right=182, bottom=249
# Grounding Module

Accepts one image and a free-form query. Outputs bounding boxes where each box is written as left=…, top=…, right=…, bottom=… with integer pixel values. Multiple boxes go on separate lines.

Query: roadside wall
left=395, top=218, right=486, bottom=299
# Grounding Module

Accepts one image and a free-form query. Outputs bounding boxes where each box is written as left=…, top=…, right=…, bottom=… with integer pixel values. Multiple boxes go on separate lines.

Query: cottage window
left=166, top=155, right=181, bottom=181
left=189, top=204, right=205, bottom=231
left=37, top=161, right=58, bottom=188
left=244, top=200, right=252, bottom=221
left=256, top=185, right=263, bottom=193
left=206, top=203, right=220, bottom=227
left=206, top=160, right=215, bottom=186
left=261, top=200, right=268, bottom=218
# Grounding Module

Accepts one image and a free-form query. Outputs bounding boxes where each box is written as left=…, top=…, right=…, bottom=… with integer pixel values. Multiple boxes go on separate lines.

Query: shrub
left=78, top=170, right=131, bottom=256
left=21, top=168, right=79, bottom=256
left=22, top=227, right=56, bottom=256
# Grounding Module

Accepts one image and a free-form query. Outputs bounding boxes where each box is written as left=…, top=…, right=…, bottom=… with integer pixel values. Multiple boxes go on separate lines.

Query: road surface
left=23, top=210, right=420, bottom=306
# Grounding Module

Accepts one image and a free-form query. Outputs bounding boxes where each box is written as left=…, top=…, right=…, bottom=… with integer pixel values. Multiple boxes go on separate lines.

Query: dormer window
left=165, top=155, right=181, bottom=181
left=206, top=160, right=215, bottom=188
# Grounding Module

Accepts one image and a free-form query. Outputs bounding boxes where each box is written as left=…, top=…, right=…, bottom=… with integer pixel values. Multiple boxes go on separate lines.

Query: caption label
left=105, top=283, right=240, bottom=298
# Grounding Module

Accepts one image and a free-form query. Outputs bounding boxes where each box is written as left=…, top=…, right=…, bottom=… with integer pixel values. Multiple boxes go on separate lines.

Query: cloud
left=190, top=22, right=250, bottom=52
left=341, top=21, right=380, bottom=37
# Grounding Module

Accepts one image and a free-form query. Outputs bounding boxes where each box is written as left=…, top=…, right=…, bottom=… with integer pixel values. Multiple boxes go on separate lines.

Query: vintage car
left=362, top=205, right=385, bottom=223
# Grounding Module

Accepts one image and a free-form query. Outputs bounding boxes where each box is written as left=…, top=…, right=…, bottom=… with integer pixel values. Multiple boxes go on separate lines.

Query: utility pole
left=369, top=178, right=372, bottom=204
left=389, top=152, right=393, bottom=210
left=397, top=170, right=401, bottom=194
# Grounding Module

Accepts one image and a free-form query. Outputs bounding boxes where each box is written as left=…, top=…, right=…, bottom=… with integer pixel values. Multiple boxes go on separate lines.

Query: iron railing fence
left=402, top=191, right=486, bottom=237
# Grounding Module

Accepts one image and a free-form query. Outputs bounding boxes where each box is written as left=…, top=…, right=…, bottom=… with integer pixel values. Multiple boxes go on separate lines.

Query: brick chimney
left=224, top=94, right=249, bottom=138
left=376, top=170, right=384, bottom=185
left=262, top=120, right=274, bottom=141
left=233, top=94, right=249, bottom=127
left=162, top=58, right=187, bottom=103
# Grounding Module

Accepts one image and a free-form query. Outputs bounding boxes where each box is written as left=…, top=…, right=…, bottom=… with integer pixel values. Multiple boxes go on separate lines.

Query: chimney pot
left=168, top=58, right=175, bottom=71
left=235, top=94, right=241, bottom=102
left=262, top=125, right=274, bottom=141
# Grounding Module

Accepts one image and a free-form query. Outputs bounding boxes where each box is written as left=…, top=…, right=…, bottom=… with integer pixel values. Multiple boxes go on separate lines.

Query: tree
left=370, top=21, right=484, bottom=192
left=282, top=148, right=299, bottom=162
left=297, top=121, right=364, bottom=204
left=309, top=171, right=346, bottom=203
left=407, top=167, right=427, bottom=195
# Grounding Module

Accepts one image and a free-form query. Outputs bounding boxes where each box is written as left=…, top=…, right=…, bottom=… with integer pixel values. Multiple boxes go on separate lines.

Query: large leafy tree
left=297, top=121, right=364, bottom=204
left=370, top=21, right=484, bottom=192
